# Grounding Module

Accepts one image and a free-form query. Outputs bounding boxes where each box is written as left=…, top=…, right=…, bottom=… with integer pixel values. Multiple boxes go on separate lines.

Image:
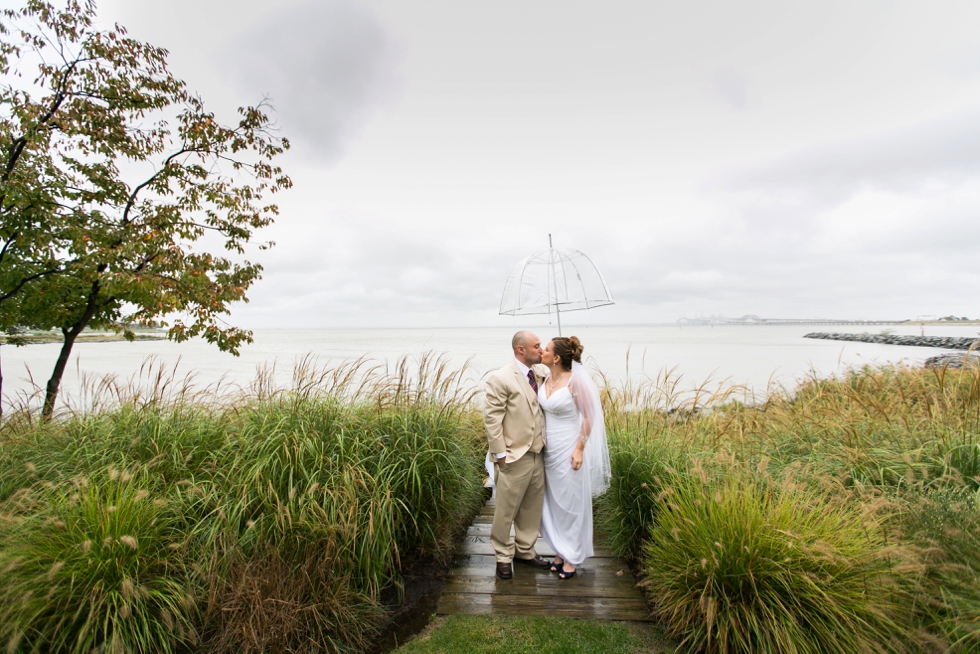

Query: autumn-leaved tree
left=0, top=0, right=291, bottom=417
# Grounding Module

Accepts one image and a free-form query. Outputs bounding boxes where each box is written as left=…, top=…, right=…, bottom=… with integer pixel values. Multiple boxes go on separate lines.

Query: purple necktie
left=527, top=370, right=538, bottom=393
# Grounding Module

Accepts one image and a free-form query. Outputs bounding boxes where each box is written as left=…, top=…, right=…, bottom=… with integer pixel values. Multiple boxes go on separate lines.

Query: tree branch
left=0, top=231, right=19, bottom=268
left=0, top=264, right=64, bottom=305
left=119, top=145, right=198, bottom=228
left=0, top=53, right=83, bottom=211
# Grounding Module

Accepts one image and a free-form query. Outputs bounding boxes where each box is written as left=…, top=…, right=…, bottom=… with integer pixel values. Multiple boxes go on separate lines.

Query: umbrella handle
left=550, top=234, right=561, bottom=336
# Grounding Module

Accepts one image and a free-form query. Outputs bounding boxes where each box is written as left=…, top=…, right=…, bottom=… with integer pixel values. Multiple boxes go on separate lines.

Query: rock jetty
left=923, top=353, right=980, bottom=370
left=804, top=333, right=980, bottom=350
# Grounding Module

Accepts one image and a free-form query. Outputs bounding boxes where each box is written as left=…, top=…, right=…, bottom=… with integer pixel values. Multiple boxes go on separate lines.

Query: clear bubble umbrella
left=499, top=235, right=614, bottom=335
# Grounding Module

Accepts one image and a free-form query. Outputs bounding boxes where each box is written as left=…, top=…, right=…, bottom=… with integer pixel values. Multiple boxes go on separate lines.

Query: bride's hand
left=570, top=445, right=584, bottom=471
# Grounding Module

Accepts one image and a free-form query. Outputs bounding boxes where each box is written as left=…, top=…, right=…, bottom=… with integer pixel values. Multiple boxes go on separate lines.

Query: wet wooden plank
left=436, top=592, right=652, bottom=621
left=457, top=537, right=614, bottom=558
left=465, top=522, right=503, bottom=535
left=442, top=574, right=641, bottom=599
left=438, top=498, right=651, bottom=622
left=449, top=554, right=628, bottom=575
left=465, top=524, right=617, bottom=552
left=459, top=538, right=555, bottom=557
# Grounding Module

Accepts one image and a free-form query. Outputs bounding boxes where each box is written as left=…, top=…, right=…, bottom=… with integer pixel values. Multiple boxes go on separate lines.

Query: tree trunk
left=42, top=327, right=80, bottom=419
left=41, top=281, right=102, bottom=420
left=0, top=343, right=4, bottom=419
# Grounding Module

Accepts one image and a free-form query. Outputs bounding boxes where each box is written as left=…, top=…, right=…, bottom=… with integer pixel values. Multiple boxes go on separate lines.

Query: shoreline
left=804, top=332, right=980, bottom=350
left=0, top=332, right=166, bottom=345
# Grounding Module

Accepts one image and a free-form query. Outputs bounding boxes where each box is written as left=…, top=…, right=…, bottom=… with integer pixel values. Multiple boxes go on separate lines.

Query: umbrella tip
left=549, top=233, right=553, bottom=247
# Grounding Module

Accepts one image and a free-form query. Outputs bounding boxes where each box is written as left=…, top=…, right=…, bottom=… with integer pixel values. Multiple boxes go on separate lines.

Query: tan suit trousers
left=491, top=450, right=545, bottom=563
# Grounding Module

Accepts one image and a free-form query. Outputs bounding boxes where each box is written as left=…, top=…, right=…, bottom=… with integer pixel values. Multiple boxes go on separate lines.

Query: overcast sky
left=95, top=0, right=980, bottom=328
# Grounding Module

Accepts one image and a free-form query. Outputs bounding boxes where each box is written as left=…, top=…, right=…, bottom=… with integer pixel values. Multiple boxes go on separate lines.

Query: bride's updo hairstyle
left=551, top=336, right=584, bottom=371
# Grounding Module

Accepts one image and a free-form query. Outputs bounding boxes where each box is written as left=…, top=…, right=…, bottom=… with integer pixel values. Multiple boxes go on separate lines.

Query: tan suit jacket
left=484, top=360, right=547, bottom=463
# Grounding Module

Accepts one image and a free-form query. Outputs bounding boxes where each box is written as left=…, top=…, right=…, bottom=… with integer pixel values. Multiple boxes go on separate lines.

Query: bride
left=538, top=336, right=611, bottom=580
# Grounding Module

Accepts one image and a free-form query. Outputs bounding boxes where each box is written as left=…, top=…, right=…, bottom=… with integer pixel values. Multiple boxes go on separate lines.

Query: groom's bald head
left=512, top=331, right=543, bottom=365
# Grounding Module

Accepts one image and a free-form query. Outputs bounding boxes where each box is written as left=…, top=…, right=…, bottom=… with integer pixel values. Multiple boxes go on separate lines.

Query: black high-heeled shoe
left=557, top=567, right=576, bottom=580
left=549, top=557, right=563, bottom=573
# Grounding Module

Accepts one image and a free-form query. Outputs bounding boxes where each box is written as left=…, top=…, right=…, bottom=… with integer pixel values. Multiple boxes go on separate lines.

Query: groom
left=484, top=330, right=551, bottom=579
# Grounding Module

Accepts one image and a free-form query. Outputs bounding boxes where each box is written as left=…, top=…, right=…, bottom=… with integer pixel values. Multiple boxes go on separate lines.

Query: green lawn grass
left=394, top=615, right=674, bottom=654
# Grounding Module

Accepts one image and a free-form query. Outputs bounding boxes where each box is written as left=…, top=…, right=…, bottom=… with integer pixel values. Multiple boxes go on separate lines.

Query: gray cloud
left=238, top=134, right=980, bottom=328
left=227, top=0, right=401, bottom=160
left=237, top=210, right=518, bottom=327
left=945, top=44, right=980, bottom=79
left=95, top=0, right=980, bottom=328
left=711, top=69, right=751, bottom=111
left=583, top=106, right=980, bottom=320
left=717, top=109, right=980, bottom=209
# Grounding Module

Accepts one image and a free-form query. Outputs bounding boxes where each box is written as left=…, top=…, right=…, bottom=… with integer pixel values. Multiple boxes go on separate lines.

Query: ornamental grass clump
left=0, top=354, right=487, bottom=654
left=0, top=473, right=198, bottom=653
left=641, top=471, right=911, bottom=653
left=598, top=431, right=678, bottom=557
left=900, top=487, right=980, bottom=651
left=600, top=361, right=980, bottom=651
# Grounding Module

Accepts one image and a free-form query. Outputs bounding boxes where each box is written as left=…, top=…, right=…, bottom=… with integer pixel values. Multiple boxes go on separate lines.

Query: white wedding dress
left=538, top=363, right=610, bottom=567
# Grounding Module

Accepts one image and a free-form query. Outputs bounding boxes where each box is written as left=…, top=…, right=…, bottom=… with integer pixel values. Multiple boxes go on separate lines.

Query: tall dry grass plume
left=5, top=349, right=980, bottom=653
left=598, top=360, right=980, bottom=653
left=0, top=353, right=486, bottom=654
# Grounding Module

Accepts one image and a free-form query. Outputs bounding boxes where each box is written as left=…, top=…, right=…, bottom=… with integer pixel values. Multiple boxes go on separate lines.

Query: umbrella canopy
left=499, top=236, right=614, bottom=334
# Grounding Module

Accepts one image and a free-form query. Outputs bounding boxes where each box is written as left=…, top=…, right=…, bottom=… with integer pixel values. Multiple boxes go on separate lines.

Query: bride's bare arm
left=569, top=376, right=594, bottom=445
left=568, top=376, right=594, bottom=470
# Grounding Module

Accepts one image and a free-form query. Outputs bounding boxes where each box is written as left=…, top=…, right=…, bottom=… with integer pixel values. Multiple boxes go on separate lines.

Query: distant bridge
left=677, top=315, right=905, bottom=327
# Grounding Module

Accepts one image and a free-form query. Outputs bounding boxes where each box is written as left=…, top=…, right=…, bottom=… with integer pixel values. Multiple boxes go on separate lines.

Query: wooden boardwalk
left=436, top=497, right=651, bottom=621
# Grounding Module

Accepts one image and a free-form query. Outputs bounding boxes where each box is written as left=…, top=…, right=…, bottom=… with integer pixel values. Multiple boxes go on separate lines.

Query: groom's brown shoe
left=496, top=562, right=513, bottom=579
left=514, top=554, right=552, bottom=570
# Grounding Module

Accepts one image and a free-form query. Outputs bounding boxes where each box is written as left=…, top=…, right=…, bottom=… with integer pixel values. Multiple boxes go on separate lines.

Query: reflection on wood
left=436, top=497, right=652, bottom=621
left=437, top=592, right=651, bottom=621
left=443, top=572, right=641, bottom=598
left=449, top=554, right=627, bottom=575
left=458, top=537, right=614, bottom=558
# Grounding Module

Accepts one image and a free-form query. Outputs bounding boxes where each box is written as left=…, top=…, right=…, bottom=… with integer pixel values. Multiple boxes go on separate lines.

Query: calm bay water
left=3, top=323, right=979, bottom=409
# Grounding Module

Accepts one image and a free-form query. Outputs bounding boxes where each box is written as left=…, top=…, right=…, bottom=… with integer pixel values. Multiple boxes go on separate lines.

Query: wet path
left=436, top=497, right=651, bottom=621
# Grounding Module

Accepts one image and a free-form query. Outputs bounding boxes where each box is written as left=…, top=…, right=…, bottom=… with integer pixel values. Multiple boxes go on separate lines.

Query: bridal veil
left=569, top=360, right=612, bottom=496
